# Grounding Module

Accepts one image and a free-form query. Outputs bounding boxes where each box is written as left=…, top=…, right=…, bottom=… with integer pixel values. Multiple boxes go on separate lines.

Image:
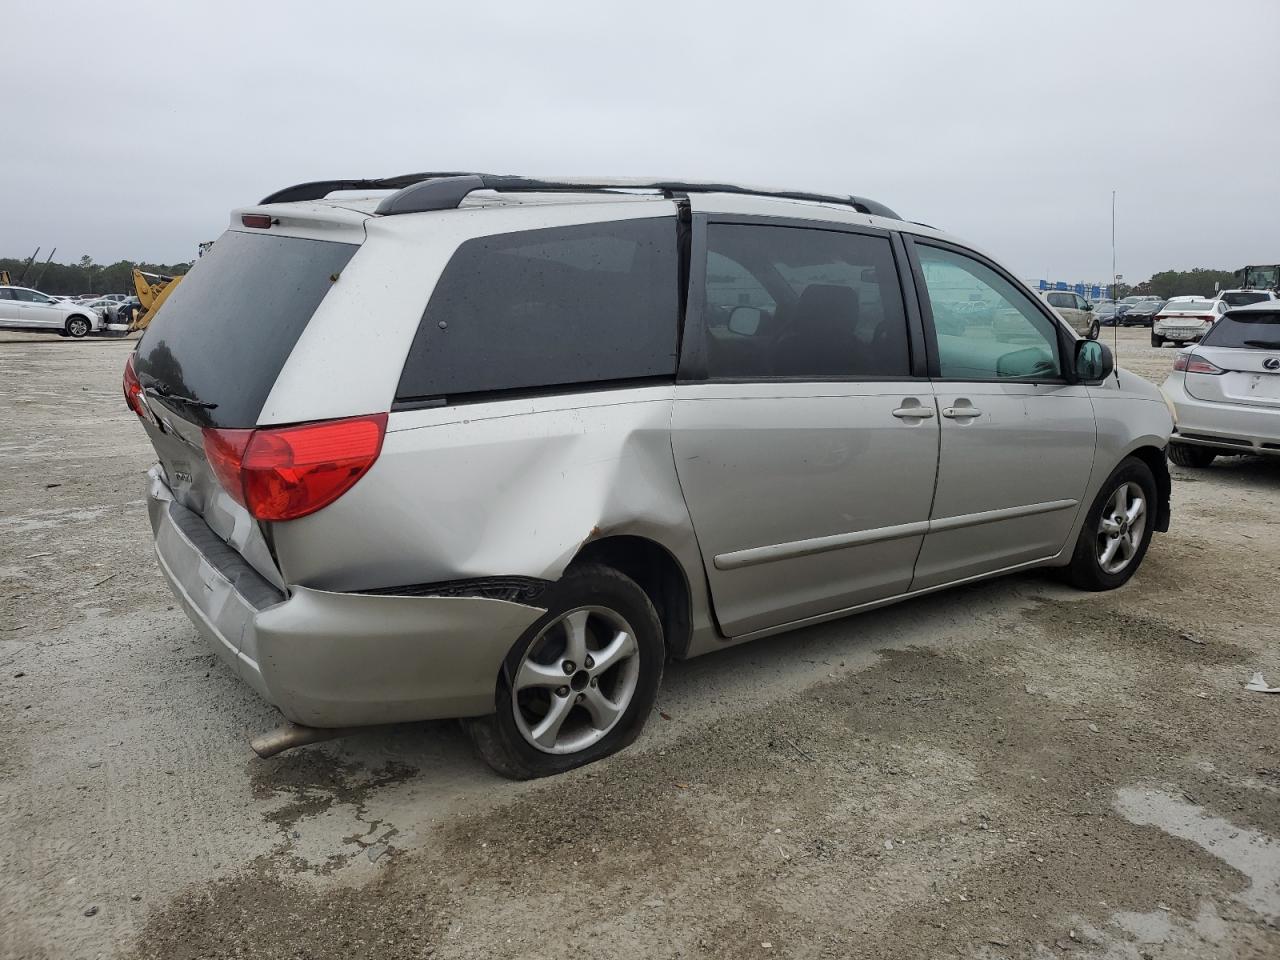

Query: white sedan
left=0, top=286, right=101, bottom=337
left=1151, top=297, right=1227, bottom=347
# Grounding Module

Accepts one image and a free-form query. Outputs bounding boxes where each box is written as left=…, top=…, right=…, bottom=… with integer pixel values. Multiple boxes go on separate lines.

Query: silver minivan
left=127, top=174, right=1173, bottom=778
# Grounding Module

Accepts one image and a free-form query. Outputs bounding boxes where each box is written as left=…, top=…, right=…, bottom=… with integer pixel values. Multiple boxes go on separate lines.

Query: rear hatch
left=1184, top=307, right=1280, bottom=408
left=133, top=226, right=360, bottom=587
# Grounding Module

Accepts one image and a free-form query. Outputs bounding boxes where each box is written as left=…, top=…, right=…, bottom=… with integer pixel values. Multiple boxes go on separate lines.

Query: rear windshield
left=1220, top=291, right=1271, bottom=307
left=1200, top=311, right=1280, bottom=349
left=397, top=218, right=678, bottom=402
left=133, top=230, right=357, bottom=427
left=1163, top=299, right=1215, bottom=312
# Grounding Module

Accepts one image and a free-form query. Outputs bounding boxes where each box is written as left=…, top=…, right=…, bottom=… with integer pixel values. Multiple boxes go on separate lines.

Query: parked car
left=1214, top=288, right=1277, bottom=308
left=84, top=297, right=121, bottom=321
left=126, top=174, right=1173, bottom=778
left=116, top=296, right=142, bottom=328
left=1121, top=299, right=1166, bottom=327
left=1160, top=299, right=1280, bottom=466
left=1152, top=297, right=1228, bottom=347
left=1094, top=301, right=1121, bottom=326
left=0, top=285, right=100, bottom=337
left=1039, top=290, right=1099, bottom=339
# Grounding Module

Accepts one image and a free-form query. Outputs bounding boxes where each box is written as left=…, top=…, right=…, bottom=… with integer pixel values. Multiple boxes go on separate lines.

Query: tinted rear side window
left=133, top=231, right=357, bottom=428
left=1200, top=311, right=1280, bottom=348
left=397, top=218, right=678, bottom=402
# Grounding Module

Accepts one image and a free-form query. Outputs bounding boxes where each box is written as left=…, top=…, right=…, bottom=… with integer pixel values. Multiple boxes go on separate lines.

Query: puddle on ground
left=1114, top=785, right=1280, bottom=923
left=250, top=751, right=417, bottom=875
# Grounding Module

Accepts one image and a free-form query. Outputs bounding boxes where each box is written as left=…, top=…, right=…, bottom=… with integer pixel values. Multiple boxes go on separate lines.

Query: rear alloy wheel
left=467, top=564, right=664, bottom=779
left=1150, top=333, right=1163, bottom=348
left=65, top=316, right=90, bottom=338
left=1065, top=457, right=1157, bottom=591
left=1168, top=442, right=1216, bottom=468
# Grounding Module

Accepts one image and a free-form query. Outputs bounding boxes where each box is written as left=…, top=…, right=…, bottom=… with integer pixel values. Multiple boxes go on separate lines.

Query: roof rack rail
left=258, top=173, right=902, bottom=221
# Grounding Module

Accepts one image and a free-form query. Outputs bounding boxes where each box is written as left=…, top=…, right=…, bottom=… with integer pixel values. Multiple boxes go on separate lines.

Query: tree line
left=1120, top=268, right=1241, bottom=300
left=1, top=254, right=191, bottom=296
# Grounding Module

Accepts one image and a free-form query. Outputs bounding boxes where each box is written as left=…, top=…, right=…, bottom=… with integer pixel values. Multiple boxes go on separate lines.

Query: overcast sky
left=4, top=0, right=1278, bottom=282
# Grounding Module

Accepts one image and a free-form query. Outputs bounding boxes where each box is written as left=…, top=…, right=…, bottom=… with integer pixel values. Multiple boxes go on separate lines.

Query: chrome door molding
left=930, top=498, right=1078, bottom=532
left=729, top=552, right=1059, bottom=642
left=715, top=518, right=932, bottom=571
left=713, top=498, right=1077, bottom=572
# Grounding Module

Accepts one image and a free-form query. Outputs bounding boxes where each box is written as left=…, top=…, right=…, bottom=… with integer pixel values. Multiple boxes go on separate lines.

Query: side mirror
left=1083, top=301, right=1093, bottom=311
left=728, top=305, right=762, bottom=336
left=1074, top=338, right=1113, bottom=382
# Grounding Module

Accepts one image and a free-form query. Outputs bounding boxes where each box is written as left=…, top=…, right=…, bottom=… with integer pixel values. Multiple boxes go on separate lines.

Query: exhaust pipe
left=250, top=722, right=354, bottom=759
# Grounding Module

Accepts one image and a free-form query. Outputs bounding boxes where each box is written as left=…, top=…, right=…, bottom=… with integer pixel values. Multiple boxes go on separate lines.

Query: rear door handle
left=941, top=405, right=983, bottom=419
left=892, top=402, right=935, bottom=420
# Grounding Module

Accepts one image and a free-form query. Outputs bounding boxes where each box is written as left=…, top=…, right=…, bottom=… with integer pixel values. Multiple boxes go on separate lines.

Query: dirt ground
left=2, top=327, right=1278, bottom=960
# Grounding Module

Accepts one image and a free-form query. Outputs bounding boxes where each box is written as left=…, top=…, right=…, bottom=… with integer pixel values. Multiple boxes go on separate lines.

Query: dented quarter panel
left=267, top=384, right=720, bottom=652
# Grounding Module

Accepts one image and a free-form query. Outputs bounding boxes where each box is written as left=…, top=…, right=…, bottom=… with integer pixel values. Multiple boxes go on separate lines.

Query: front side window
left=917, top=245, right=1061, bottom=381
left=10, top=288, right=48, bottom=303
left=702, top=223, right=910, bottom=379
left=398, top=218, right=678, bottom=401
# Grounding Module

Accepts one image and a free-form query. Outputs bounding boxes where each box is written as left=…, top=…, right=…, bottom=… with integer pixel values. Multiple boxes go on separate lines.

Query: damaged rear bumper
left=147, top=467, right=545, bottom=728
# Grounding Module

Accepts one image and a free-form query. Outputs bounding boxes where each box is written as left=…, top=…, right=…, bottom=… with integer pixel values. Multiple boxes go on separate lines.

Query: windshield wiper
left=143, top=384, right=219, bottom=410
left=1243, top=340, right=1280, bottom=350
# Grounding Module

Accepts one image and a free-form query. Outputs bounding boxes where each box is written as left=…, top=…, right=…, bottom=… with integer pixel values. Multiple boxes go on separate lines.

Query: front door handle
left=892, top=401, right=935, bottom=420
left=941, top=403, right=983, bottom=420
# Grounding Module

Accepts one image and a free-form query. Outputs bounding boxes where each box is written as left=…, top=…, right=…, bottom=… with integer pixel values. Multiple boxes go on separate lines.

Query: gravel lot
left=2, top=327, right=1278, bottom=960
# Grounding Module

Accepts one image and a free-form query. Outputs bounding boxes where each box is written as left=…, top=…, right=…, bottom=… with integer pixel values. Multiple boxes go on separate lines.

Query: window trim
left=903, top=235, right=1077, bottom=385
left=677, top=213, right=926, bottom=385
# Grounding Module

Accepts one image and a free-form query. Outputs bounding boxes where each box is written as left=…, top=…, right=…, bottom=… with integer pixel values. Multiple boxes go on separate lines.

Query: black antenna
left=1111, top=190, right=1120, bottom=383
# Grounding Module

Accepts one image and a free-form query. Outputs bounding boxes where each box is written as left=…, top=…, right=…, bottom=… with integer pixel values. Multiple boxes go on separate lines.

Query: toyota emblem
left=1265, top=357, right=1280, bottom=371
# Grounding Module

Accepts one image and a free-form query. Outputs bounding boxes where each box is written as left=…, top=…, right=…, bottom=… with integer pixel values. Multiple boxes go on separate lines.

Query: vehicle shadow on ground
left=1172, top=455, right=1279, bottom=490
left=0, top=334, right=139, bottom=347
left=291, top=569, right=1059, bottom=796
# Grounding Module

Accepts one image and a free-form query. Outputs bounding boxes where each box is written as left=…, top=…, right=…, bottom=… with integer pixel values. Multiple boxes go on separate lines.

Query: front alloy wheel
left=1065, top=456, right=1157, bottom=591
left=1096, top=481, right=1146, bottom=575
left=66, top=317, right=90, bottom=338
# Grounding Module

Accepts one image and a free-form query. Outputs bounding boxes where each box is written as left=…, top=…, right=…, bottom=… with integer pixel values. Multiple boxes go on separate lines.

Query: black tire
left=466, top=563, right=664, bottom=779
left=1168, top=442, right=1216, bottom=468
left=65, top=316, right=90, bottom=338
left=1064, top=456, right=1158, bottom=592
left=1088, top=320, right=1100, bottom=340
left=1150, top=333, right=1163, bottom=348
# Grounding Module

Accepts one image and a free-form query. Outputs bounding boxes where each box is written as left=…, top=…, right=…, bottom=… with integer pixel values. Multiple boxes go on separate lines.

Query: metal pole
left=15, top=247, right=39, bottom=286
left=30, top=248, right=56, bottom=290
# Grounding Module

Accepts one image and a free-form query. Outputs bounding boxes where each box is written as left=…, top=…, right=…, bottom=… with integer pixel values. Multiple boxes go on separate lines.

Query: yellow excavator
left=127, top=269, right=181, bottom=331
left=126, top=240, right=213, bottom=330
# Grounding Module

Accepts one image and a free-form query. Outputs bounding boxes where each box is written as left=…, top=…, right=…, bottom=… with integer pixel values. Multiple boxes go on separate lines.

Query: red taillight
left=1173, top=353, right=1224, bottom=375
left=201, top=414, right=387, bottom=521
left=241, top=214, right=274, bottom=229
left=1194, top=315, right=1215, bottom=323
left=123, top=354, right=146, bottom=417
